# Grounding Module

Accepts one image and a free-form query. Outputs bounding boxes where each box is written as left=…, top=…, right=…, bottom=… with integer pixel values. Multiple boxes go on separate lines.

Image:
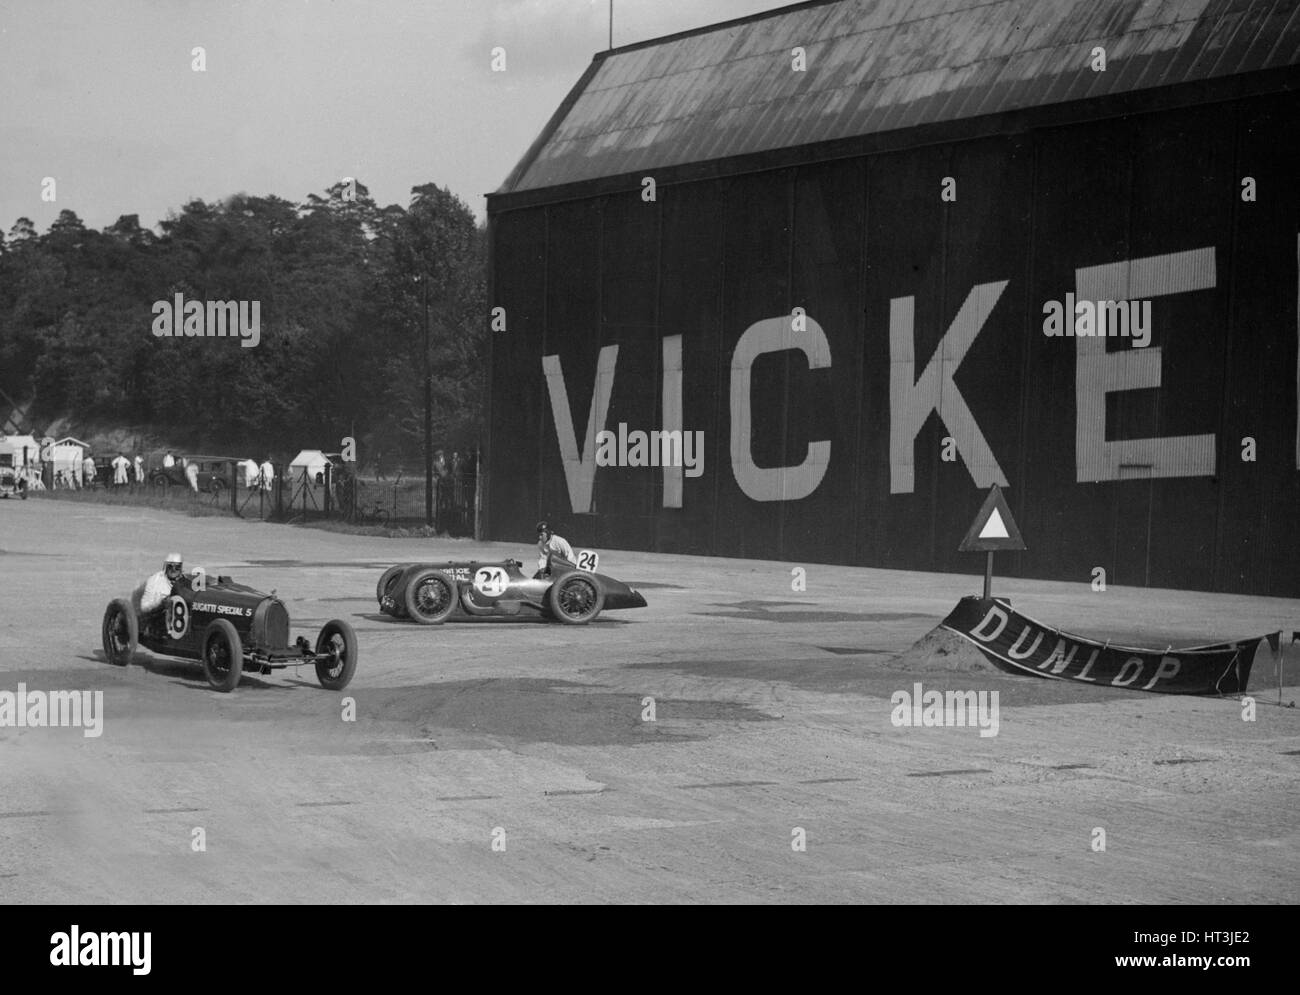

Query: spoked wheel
left=315, top=619, right=358, bottom=691
left=101, top=598, right=138, bottom=666
left=403, top=568, right=457, bottom=624
left=545, top=573, right=604, bottom=624
left=201, top=618, right=244, bottom=692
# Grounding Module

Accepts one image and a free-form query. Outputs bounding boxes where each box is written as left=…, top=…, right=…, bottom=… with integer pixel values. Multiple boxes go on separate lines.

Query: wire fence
left=27, top=458, right=478, bottom=536
left=234, top=464, right=478, bottom=535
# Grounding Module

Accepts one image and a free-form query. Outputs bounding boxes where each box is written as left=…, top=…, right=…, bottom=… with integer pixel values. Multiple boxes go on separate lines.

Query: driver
left=136, top=552, right=187, bottom=625
left=535, top=521, right=574, bottom=578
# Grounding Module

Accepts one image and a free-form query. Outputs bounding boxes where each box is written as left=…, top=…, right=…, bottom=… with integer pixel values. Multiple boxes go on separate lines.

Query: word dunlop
left=152, top=294, right=261, bottom=348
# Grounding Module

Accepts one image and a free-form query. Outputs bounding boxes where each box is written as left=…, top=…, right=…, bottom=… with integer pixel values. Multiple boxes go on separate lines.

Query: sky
left=0, top=0, right=794, bottom=235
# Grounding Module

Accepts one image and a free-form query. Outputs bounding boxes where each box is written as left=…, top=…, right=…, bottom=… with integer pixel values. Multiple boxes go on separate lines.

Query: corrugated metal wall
left=488, top=90, right=1300, bottom=596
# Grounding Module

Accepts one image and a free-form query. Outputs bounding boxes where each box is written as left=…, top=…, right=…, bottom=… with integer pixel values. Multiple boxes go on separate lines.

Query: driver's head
left=164, top=552, right=184, bottom=580
left=536, top=521, right=551, bottom=542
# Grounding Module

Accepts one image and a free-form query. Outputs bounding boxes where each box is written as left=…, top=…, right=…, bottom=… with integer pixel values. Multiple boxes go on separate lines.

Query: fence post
left=230, top=460, right=238, bottom=516
left=324, top=463, right=332, bottom=516
left=473, top=442, right=482, bottom=540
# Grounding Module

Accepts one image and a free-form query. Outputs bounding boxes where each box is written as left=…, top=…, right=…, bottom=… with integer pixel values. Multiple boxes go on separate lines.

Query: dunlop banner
left=940, top=597, right=1268, bottom=695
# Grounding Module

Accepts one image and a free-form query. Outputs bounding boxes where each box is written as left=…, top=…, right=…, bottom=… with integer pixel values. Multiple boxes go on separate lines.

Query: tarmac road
left=1, top=498, right=1298, bottom=903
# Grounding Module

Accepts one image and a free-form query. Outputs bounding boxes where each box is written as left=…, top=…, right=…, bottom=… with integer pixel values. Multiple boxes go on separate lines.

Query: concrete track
left=1, top=499, right=1297, bottom=903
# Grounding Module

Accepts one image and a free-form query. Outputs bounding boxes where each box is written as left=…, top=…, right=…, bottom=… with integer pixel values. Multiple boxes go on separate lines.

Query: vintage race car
left=101, top=573, right=358, bottom=692
left=376, top=551, right=647, bottom=625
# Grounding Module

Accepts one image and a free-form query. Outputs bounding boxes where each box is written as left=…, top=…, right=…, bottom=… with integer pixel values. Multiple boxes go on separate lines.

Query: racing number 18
left=166, top=595, right=190, bottom=639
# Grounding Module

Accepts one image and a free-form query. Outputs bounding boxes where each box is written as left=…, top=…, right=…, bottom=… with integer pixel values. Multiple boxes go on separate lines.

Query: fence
left=229, top=463, right=478, bottom=535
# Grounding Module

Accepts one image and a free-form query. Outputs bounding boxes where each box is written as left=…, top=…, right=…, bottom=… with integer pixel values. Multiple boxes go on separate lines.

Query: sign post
left=958, top=484, right=1026, bottom=599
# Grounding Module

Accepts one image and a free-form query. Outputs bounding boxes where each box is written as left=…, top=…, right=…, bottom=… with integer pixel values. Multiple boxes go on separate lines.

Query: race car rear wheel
left=546, top=573, right=604, bottom=624
left=404, top=568, right=457, bottom=624
left=102, top=598, right=138, bottom=666
left=201, top=618, right=244, bottom=692
left=376, top=564, right=411, bottom=608
left=315, top=619, right=358, bottom=691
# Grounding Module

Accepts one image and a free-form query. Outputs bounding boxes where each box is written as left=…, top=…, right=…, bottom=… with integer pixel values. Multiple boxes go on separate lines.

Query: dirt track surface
left=2, top=499, right=1298, bottom=904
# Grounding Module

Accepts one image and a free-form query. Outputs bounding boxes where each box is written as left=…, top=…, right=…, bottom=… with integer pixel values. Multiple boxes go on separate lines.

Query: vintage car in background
left=149, top=455, right=242, bottom=492
left=0, top=464, right=27, bottom=499
left=101, top=572, right=359, bottom=692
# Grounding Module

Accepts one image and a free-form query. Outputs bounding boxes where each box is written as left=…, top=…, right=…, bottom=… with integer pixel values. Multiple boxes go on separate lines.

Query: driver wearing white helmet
left=136, top=552, right=187, bottom=623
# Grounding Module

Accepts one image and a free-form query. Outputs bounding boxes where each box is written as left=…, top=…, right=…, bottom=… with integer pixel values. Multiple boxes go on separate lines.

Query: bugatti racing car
left=101, top=573, right=359, bottom=692
left=376, top=552, right=647, bottom=625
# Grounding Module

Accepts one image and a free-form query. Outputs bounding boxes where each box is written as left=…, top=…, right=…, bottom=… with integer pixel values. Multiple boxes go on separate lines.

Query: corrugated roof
left=496, top=0, right=1299, bottom=195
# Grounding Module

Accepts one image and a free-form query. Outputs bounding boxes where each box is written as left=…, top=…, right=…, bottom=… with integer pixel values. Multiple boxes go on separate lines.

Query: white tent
left=0, top=433, right=39, bottom=469
left=50, top=436, right=91, bottom=485
left=288, top=449, right=337, bottom=483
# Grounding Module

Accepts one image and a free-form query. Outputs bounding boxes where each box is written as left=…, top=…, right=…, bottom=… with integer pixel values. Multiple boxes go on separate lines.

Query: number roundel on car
left=576, top=550, right=599, bottom=572
left=473, top=567, right=508, bottom=597
left=165, top=594, right=190, bottom=640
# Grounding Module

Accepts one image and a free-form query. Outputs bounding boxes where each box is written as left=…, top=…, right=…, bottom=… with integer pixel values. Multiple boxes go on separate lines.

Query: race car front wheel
left=102, top=599, right=138, bottom=666
left=546, top=573, right=604, bottom=624
left=315, top=619, right=359, bottom=691
left=404, top=568, right=457, bottom=624
left=201, top=618, right=244, bottom=692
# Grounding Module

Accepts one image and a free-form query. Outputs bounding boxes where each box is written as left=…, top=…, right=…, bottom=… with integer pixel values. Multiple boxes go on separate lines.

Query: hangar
left=486, top=0, right=1300, bottom=596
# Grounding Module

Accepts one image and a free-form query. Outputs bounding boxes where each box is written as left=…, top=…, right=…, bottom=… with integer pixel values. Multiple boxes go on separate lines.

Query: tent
left=50, top=436, right=91, bottom=486
left=288, top=449, right=340, bottom=484
left=0, top=433, right=39, bottom=469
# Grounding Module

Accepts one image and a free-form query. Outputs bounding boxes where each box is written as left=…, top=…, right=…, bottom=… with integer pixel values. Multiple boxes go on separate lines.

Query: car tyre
left=403, top=568, right=457, bottom=624
left=546, top=573, right=604, bottom=624
left=102, top=598, right=138, bottom=666
left=376, top=564, right=411, bottom=607
left=315, top=619, right=358, bottom=691
left=201, top=618, right=243, bottom=692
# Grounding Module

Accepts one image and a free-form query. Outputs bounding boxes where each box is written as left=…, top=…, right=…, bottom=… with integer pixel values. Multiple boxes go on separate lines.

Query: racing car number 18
left=166, top=595, right=190, bottom=639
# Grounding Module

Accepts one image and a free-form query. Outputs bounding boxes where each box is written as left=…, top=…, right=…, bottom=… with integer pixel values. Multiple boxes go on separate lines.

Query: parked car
left=0, top=465, right=27, bottom=499
left=149, top=455, right=240, bottom=492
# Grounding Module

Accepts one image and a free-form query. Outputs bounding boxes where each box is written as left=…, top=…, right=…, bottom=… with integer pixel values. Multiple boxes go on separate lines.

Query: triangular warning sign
left=959, top=484, right=1026, bottom=552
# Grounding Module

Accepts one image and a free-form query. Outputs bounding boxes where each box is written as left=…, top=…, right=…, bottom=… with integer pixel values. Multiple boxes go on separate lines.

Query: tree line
left=0, top=180, right=486, bottom=464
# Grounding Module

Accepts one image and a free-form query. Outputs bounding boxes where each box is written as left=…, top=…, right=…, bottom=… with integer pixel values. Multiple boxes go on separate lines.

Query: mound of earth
left=889, top=624, right=1000, bottom=673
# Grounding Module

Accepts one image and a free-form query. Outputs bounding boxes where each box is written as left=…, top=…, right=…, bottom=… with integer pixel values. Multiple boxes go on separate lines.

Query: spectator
left=163, top=450, right=175, bottom=468
left=374, top=449, right=386, bottom=481
left=81, top=453, right=96, bottom=489
left=184, top=460, right=199, bottom=493
left=133, top=453, right=145, bottom=485
left=258, top=455, right=274, bottom=493
left=112, top=451, right=130, bottom=489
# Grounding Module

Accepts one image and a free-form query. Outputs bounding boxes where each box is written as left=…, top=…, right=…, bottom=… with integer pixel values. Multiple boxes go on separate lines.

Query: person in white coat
left=112, top=452, right=131, bottom=488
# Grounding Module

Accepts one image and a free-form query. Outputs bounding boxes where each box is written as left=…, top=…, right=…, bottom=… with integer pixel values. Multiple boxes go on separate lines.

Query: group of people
left=52, top=449, right=202, bottom=491
left=52, top=450, right=146, bottom=490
